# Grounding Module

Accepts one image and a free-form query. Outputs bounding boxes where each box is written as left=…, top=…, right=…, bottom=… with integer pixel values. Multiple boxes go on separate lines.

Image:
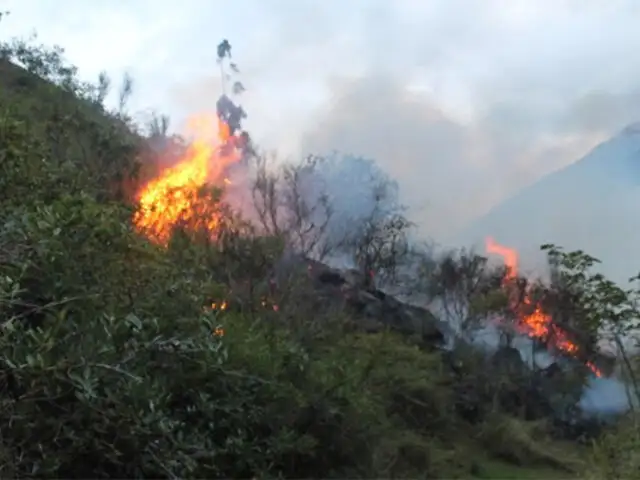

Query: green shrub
left=585, top=413, right=640, bottom=479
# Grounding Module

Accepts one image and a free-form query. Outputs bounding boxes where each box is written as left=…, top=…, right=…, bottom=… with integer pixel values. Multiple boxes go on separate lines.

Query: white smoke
left=295, top=152, right=405, bottom=266
left=580, top=376, right=636, bottom=415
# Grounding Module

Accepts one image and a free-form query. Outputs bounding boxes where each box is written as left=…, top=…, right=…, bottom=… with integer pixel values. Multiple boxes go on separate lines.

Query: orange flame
left=211, top=300, right=228, bottom=311
left=133, top=114, right=240, bottom=244
left=485, top=237, right=602, bottom=377
left=486, top=237, right=518, bottom=282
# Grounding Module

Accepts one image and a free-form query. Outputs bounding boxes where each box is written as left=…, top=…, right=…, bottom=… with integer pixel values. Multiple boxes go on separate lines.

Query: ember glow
left=211, top=301, right=228, bottom=311
left=133, top=114, right=241, bottom=245
left=486, top=237, right=602, bottom=377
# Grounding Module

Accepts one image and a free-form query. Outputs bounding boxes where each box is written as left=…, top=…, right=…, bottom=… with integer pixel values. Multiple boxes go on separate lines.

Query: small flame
left=211, top=300, right=228, bottom=311
left=485, top=237, right=602, bottom=377
left=259, top=296, right=280, bottom=312
left=486, top=236, right=518, bottom=282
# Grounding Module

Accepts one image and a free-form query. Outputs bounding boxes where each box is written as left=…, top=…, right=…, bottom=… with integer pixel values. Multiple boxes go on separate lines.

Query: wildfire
left=485, top=237, right=602, bottom=377
left=132, top=114, right=241, bottom=245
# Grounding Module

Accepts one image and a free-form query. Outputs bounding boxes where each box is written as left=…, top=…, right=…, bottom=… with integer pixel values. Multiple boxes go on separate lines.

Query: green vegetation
left=0, top=20, right=639, bottom=478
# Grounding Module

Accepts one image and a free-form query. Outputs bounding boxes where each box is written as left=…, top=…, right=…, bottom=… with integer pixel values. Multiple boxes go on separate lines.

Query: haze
left=4, top=0, right=640, bottom=241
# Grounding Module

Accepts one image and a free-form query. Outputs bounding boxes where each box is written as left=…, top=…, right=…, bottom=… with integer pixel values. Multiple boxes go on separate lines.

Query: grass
left=474, top=458, right=575, bottom=479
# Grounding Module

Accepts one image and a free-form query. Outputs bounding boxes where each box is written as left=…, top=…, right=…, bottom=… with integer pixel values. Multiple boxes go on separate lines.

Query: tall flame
left=485, top=237, right=602, bottom=377
left=133, top=114, right=240, bottom=244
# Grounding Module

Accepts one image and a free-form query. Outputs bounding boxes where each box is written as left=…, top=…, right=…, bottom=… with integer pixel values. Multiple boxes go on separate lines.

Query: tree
left=249, top=150, right=417, bottom=292
left=250, top=153, right=335, bottom=260
left=541, top=244, right=640, bottom=401
left=426, top=248, right=507, bottom=342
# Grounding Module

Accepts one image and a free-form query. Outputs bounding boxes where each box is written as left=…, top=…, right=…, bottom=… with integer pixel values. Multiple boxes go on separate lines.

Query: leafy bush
left=586, top=413, right=640, bottom=479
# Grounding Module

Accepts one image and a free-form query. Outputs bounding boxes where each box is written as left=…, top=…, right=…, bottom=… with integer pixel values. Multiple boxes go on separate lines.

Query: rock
left=271, top=254, right=447, bottom=347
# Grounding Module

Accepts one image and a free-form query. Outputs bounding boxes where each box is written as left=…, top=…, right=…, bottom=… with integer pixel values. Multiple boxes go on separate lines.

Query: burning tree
left=484, top=237, right=604, bottom=377
left=132, top=40, right=252, bottom=245
left=129, top=35, right=417, bottom=305
left=132, top=114, right=239, bottom=244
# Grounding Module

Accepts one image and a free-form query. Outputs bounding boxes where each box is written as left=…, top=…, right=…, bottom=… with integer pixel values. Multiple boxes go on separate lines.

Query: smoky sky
left=300, top=78, right=640, bottom=241
left=170, top=0, right=640, bottom=242
left=6, top=0, right=640, bottom=242
left=293, top=1, right=640, bottom=240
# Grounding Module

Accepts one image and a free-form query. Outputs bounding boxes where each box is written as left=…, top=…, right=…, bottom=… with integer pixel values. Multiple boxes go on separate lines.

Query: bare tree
left=145, top=111, right=171, bottom=139
left=249, top=149, right=421, bottom=294
left=425, top=249, right=509, bottom=341
left=339, top=205, right=412, bottom=289
left=250, top=153, right=334, bottom=260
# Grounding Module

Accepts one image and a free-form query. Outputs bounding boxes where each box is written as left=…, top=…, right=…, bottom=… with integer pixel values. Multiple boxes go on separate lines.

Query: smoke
left=157, top=0, right=640, bottom=300
left=299, top=76, right=640, bottom=243
left=580, top=376, right=636, bottom=415
left=428, top=265, right=637, bottom=418
left=294, top=152, right=405, bottom=262
left=472, top=324, right=635, bottom=416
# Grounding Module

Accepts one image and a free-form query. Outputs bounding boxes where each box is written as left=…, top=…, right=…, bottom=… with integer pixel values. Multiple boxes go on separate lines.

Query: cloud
left=5, top=0, right=640, bottom=242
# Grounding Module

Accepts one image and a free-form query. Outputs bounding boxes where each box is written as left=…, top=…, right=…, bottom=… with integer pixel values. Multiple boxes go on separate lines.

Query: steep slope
left=457, top=123, right=640, bottom=284
left=0, top=57, right=144, bottom=203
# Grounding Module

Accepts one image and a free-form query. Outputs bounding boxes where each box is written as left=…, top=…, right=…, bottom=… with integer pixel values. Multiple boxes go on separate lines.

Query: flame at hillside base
left=133, top=115, right=241, bottom=245
left=485, top=237, right=602, bottom=377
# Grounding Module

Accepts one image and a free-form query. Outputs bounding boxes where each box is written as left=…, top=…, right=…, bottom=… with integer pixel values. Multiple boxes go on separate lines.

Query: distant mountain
left=456, top=122, right=640, bottom=284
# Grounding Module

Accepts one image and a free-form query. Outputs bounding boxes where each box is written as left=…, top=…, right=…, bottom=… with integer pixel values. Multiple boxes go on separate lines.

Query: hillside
left=0, top=30, right=638, bottom=479
left=458, top=123, right=640, bottom=284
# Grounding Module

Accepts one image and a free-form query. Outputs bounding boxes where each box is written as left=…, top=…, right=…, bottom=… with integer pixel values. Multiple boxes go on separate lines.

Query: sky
left=4, top=0, right=640, bottom=241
